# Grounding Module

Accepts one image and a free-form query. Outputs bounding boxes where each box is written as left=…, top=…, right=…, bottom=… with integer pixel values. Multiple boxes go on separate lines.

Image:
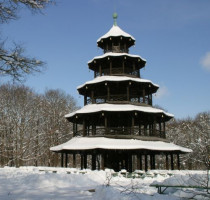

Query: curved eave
left=88, top=52, right=146, bottom=66
left=77, top=76, right=159, bottom=95
left=65, top=103, right=174, bottom=120
left=50, top=137, right=192, bottom=154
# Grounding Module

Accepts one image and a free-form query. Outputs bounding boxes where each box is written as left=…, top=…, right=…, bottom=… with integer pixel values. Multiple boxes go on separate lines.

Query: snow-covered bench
left=150, top=173, right=210, bottom=194
left=150, top=184, right=210, bottom=194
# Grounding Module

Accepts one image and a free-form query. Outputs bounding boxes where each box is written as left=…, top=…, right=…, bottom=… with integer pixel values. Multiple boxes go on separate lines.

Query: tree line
left=0, top=83, right=78, bottom=167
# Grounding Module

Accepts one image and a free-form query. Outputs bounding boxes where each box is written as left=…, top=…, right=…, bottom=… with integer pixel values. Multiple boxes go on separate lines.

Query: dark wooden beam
left=166, top=154, right=169, bottom=170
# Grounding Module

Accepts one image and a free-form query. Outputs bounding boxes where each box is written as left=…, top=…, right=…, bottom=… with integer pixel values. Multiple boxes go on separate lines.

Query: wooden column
left=61, top=153, right=64, bottom=167
left=92, top=154, right=96, bottom=170
left=137, top=154, right=140, bottom=169
left=171, top=154, right=174, bottom=170
left=139, top=122, right=141, bottom=136
left=110, top=61, right=112, bottom=75
left=73, top=153, right=76, bottom=168
left=153, top=117, right=156, bottom=136
left=84, top=154, right=87, bottom=169
left=65, top=153, right=68, bottom=168
left=144, top=124, right=147, bottom=136
left=131, top=115, right=134, bottom=135
left=133, top=61, right=135, bottom=70
left=142, top=88, right=145, bottom=103
left=81, top=154, right=84, bottom=170
left=107, top=85, right=110, bottom=101
left=150, top=154, right=153, bottom=170
left=166, top=154, right=169, bottom=170
left=73, top=123, right=76, bottom=137
left=127, top=85, right=130, bottom=101
left=122, top=60, right=125, bottom=73
left=145, top=154, right=148, bottom=171
left=104, top=115, right=107, bottom=132
left=159, top=122, right=162, bottom=137
left=101, top=153, right=105, bottom=170
left=163, top=122, right=166, bottom=138
left=84, top=94, right=87, bottom=105
left=177, top=154, right=180, bottom=170
left=128, top=154, right=132, bottom=172
left=83, top=119, right=86, bottom=136
left=91, top=90, right=95, bottom=103
left=99, top=64, right=102, bottom=76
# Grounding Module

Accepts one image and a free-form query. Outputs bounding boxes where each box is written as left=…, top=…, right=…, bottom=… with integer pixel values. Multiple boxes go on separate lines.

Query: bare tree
left=0, top=83, right=78, bottom=167
left=0, top=0, right=54, bottom=81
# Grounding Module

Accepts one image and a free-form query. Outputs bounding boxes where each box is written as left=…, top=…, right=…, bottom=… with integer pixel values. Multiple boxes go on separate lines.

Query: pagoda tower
left=51, top=14, right=191, bottom=172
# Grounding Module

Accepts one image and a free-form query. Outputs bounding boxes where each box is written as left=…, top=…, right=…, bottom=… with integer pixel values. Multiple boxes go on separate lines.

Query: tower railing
left=86, top=95, right=152, bottom=105
left=74, top=127, right=166, bottom=138
left=95, top=68, right=140, bottom=78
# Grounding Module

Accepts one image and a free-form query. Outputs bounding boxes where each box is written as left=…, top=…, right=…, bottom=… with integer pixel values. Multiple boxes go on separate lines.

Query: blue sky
left=1, top=0, right=210, bottom=119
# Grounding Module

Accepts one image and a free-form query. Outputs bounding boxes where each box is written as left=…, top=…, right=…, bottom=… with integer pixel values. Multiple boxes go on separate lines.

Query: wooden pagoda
left=51, top=14, right=191, bottom=172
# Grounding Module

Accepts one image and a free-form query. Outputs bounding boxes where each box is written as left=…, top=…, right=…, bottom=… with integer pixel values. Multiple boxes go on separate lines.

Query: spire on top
left=113, top=12, right=118, bottom=26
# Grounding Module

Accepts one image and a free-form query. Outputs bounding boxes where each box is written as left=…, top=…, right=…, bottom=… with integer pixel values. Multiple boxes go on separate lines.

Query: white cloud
left=155, top=85, right=169, bottom=99
left=200, top=52, right=210, bottom=72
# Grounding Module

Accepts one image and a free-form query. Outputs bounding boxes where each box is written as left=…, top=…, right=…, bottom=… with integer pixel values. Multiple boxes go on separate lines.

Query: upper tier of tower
left=97, top=13, right=135, bottom=53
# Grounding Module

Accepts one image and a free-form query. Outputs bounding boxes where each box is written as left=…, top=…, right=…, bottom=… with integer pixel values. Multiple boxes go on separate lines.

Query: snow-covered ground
left=0, top=167, right=209, bottom=200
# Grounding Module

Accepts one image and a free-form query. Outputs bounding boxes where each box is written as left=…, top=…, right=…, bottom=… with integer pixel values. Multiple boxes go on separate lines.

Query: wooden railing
left=86, top=95, right=152, bottom=105
left=95, top=68, right=140, bottom=78
left=74, top=127, right=166, bottom=138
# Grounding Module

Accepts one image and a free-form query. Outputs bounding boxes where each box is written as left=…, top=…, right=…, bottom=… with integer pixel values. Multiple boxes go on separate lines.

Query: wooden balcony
left=86, top=94, right=152, bottom=105
left=74, top=127, right=166, bottom=139
left=95, top=68, right=140, bottom=78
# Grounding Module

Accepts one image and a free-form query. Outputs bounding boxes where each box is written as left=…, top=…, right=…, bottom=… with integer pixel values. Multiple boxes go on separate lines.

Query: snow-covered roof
left=65, top=103, right=174, bottom=118
left=50, top=137, right=192, bottom=153
left=97, top=25, right=135, bottom=42
left=77, top=76, right=159, bottom=90
left=88, top=52, right=146, bottom=64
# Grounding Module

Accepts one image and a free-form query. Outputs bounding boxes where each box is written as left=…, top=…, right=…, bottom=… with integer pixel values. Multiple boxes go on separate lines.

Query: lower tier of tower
left=50, top=137, right=191, bottom=172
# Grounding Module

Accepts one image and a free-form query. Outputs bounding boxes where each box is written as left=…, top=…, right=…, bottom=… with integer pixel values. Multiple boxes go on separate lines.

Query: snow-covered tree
left=0, top=83, right=78, bottom=167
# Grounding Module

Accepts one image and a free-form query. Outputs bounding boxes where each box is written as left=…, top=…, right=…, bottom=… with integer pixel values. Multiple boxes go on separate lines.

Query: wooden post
left=142, top=88, right=145, bottom=103
left=171, top=154, right=174, bottom=170
left=107, top=85, right=110, bottom=101
left=61, top=153, right=64, bottom=167
left=110, top=61, right=112, bottom=75
left=91, top=90, right=95, bottom=103
left=104, top=115, right=107, bottom=133
left=73, top=153, right=76, bottom=168
left=150, top=154, right=153, bottom=170
left=65, top=153, right=68, bottom=168
left=145, top=154, right=148, bottom=171
left=132, top=61, right=135, bottom=73
left=81, top=154, right=84, bottom=170
left=83, top=119, right=86, bottom=136
left=128, top=154, right=132, bottom=172
left=122, top=60, right=125, bottom=73
left=166, top=154, right=169, bottom=170
left=139, top=122, right=141, bottom=136
left=144, top=124, right=147, bottom=136
left=127, top=85, right=130, bottom=101
left=92, top=154, right=96, bottom=170
left=101, top=153, right=105, bottom=170
left=99, top=64, right=102, bottom=76
left=84, top=154, right=87, bottom=169
left=131, top=115, right=134, bottom=135
left=137, top=154, right=140, bottom=169
left=153, top=117, right=156, bottom=136
left=163, top=122, right=166, bottom=138
left=159, top=122, right=162, bottom=137
left=177, top=154, right=180, bottom=170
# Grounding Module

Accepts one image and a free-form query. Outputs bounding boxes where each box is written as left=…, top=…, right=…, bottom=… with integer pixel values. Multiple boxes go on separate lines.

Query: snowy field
left=0, top=167, right=209, bottom=200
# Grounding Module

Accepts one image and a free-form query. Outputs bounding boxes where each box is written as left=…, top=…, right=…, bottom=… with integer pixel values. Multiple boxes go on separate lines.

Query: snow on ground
left=0, top=167, right=209, bottom=200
